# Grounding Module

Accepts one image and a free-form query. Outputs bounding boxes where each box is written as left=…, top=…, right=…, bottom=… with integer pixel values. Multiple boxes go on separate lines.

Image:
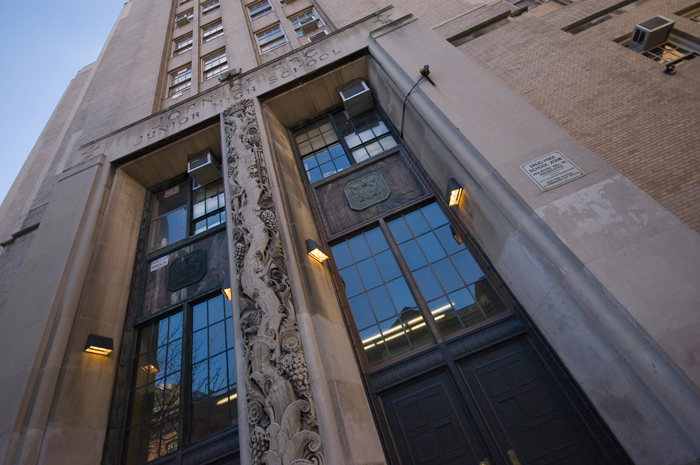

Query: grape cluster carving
left=278, top=352, right=311, bottom=398
left=250, top=427, right=269, bottom=465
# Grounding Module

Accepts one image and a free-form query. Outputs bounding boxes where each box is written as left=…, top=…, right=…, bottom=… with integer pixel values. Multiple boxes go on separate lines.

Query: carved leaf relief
left=223, top=100, right=325, bottom=465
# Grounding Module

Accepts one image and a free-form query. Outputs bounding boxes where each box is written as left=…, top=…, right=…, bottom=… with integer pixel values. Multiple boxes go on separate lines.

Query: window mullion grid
left=180, top=303, right=193, bottom=451
left=328, top=114, right=357, bottom=164
left=186, top=181, right=194, bottom=235
left=378, top=217, right=445, bottom=343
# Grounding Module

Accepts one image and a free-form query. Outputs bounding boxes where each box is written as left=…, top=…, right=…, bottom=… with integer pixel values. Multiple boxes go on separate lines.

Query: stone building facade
left=1, top=0, right=699, bottom=464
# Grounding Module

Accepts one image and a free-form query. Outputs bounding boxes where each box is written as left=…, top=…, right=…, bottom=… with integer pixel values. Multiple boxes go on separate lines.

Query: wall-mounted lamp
left=84, top=334, right=114, bottom=356
left=446, top=178, right=464, bottom=207
left=222, top=274, right=232, bottom=301
left=306, top=239, right=329, bottom=263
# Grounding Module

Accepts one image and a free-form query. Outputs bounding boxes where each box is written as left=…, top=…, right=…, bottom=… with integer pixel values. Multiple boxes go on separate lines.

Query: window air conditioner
left=338, top=79, right=373, bottom=118
left=188, top=152, right=221, bottom=186
left=175, top=15, right=192, bottom=27
left=309, top=30, right=328, bottom=42
left=628, top=16, right=674, bottom=52
left=300, top=18, right=319, bottom=34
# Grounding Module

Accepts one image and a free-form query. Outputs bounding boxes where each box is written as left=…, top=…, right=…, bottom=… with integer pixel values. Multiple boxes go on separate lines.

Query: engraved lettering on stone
left=344, top=173, right=391, bottom=210
left=223, top=100, right=324, bottom=465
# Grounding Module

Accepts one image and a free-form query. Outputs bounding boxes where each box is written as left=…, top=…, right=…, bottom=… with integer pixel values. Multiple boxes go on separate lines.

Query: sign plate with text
left=521, top=151, right=584, bottom=191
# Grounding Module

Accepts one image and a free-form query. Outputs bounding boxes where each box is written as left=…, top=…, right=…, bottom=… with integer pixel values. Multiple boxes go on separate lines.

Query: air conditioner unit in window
left=175, top=15, right=192, bottom=27
left=300, top=19, right=319, bottom=34
left=188, top=152, right=221, bottom=186
left=628, top=16, right=674, bottom=52
left=338, top=79, right=373, bottom=118
left=309, top=30, right=328, bottom=42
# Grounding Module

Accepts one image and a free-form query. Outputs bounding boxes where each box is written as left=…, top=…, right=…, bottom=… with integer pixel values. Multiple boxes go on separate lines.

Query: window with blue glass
left=331, top=202, right=509, bottom=368
left=293, top=109, right=398, bottom=184
left=148, top=177, right=226, bottom=253
left=122, top=294, right=237, bottom=464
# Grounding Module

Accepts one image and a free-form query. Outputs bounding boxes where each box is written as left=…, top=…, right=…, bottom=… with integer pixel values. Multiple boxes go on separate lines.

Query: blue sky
left=0, top=1, right=125, bottom=207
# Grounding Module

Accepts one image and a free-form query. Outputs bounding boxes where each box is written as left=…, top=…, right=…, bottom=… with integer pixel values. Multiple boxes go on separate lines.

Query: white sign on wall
left=150, top=256, right=169, bottom=272
left=520, top=151, right=584, bottom=191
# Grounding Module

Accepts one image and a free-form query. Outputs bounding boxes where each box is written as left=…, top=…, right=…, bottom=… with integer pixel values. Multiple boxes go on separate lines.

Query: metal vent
left=628, top=16, right=674, bottom=52
left=187, top=152, right=221, bottom=186
left=338, top=79, right=373, bottom=118
left=309, top=31, right=328, bottom=42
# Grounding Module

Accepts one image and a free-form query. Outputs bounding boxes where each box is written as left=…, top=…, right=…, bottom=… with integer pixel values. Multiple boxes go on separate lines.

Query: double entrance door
left=372, top=316, right=628, bottom=465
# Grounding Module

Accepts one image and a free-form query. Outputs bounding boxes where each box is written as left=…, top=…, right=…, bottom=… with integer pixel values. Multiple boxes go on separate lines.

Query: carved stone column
left=222, top=100, right=325, bottom=465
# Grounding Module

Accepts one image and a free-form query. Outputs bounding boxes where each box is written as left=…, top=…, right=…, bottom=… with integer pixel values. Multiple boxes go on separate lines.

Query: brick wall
left=453, top=0, right=700, bottom=232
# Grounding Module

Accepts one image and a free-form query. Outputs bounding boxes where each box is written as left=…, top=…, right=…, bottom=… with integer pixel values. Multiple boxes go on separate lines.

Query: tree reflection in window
left=123, top=294, right=237, bottom=464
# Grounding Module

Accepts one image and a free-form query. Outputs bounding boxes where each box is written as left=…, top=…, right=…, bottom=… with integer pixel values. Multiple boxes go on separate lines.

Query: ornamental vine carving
left=223, top=100, right=324, bottom=465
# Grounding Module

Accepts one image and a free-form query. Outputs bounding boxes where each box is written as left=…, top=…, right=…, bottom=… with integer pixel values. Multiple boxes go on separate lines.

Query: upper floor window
left=293, top=109, right=398, bottom=183
left=202, top=50, right=228, bottom=80
left=256, top=24, right=288, bottom=53
left=173, top=33, right=193, bottom=56
left=290, top=9, right=324, bottom=36
left=202, top=20, right=224, bottom=43
left=148, top=177, right=225, bottom=252
left=202, top=0, right=220, bottom=15
left=642, top=39, right=699, bottom=65
left=169, top=66, right=192, bottom=97
left=677, top=4, right=700, bottom=22
left=249, top=0, right=273, bottom=20
left=623, top=17, right=700, bottom=67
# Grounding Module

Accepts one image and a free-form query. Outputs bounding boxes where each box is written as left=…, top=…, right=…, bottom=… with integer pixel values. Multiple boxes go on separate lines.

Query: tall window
left=257, top=24, right=288, bottom=54
left=290, top=9, right=324, bottom=36
left=201, top=0, right=219, bottom=14
left=169, top=66, right=192, bottom=97
left=148, top=177, right=225, bottom=252
left=202, top=50, right=228, bottom=80
left=173, top=33, right=193, bottom=56
left=293, top=109, right=398, bottom=183
left=331, top=203, right=509, bottom=368
left=122, top=294, right=237, bottom=464
left=202, top=20, right=224, bottom=43
left=249, top=0, right=272, bottom=20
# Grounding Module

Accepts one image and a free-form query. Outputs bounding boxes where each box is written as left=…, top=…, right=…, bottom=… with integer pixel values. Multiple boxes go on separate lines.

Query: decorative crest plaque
left=344, top=172, right=391, bottom=210
left=167, top=250, right=207, bottom=291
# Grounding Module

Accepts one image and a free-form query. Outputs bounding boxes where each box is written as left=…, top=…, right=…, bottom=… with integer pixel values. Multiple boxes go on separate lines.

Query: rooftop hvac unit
left=338, top=79, right=373, bottom=118
left=309, top=30, right=328, bottom=42
left=628, top=16, right=674, bottom=52
left=188, top=152, right=221, bottom=186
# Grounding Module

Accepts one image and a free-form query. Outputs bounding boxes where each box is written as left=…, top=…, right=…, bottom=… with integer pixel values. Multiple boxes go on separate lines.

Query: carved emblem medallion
left=167, top=250, right=207, bottom=291
left=344, top=172, right=391, bottom=210
left=223, top=100, right=325, bottom=465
